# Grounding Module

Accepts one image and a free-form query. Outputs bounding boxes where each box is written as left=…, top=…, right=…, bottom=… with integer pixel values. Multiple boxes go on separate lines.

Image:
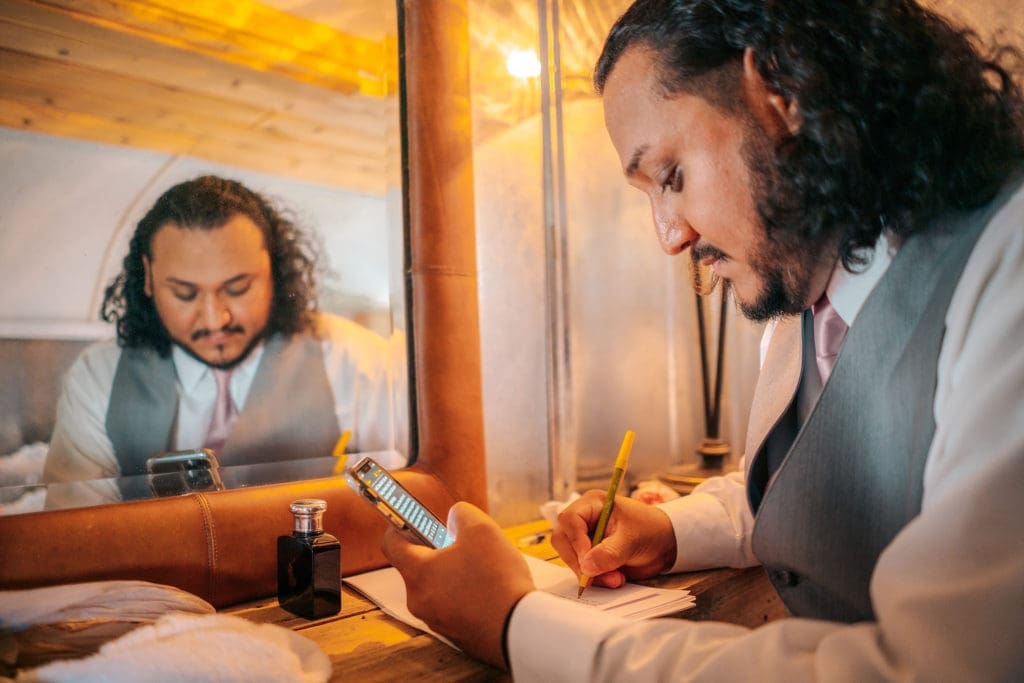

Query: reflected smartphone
left=145, top=448, right=224, bottom=497
left=346, top=456, right=454, bottom=549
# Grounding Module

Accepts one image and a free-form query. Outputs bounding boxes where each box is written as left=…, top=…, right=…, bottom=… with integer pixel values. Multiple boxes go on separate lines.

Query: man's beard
left=172, top=324, right=268, bottom=371
left=688, top=111, right=827, bottom=323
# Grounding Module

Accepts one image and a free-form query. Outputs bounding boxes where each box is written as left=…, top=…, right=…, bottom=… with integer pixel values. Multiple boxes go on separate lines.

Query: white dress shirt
left=508, top=182, right=1024, bottom=681
left=171, top=342, right=263, bottom=452
left=43, top=313, right=406, bottom=490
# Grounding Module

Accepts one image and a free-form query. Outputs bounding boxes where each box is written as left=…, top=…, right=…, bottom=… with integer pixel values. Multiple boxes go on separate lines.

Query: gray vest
left=107, top=331, right=340, bottom=476
left=750, top=176, right=1021, bottom=622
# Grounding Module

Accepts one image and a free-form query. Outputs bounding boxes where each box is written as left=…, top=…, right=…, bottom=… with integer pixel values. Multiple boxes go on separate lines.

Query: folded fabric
left=15, top=613, right=331, bottom=683
left=629, top=479, right=680, bottom=505
left=539, top=480, right=678, bottom=529
left=539, top=492, right=580, bottom=527
left=1, top=580, right=215, bottom=631
left=0, top=442, right=47, bottom=488
left=1, top=580, right=216, bottom=672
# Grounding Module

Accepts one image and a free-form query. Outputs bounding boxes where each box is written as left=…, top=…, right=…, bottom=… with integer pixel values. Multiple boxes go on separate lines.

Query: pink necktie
left=812, top=295, right=848, bottom=385
left=203, top=369, right=238, bottom=454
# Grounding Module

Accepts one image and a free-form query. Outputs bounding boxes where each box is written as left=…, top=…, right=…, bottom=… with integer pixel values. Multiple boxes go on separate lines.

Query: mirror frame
left=0, top=0, right=486, bottom=608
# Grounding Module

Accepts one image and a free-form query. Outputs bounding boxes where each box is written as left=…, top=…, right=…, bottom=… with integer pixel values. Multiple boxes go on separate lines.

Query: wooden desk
left=226, top=521, right=785, bottom=681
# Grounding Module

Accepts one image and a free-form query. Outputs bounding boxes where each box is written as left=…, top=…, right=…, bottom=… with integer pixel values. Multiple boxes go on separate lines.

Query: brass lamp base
left=696, top=437, right=729, bottom=468
left=657, top=438, right=730, bottom=495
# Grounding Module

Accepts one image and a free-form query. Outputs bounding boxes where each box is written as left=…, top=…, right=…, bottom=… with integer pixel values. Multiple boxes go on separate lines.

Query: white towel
left=2, top=580, right=218, bottom=672
left=539, top=492, right=580, bottom=527
left=1, top=580, right=214, bottom=631
left=15, top=613, right=331, bottom=683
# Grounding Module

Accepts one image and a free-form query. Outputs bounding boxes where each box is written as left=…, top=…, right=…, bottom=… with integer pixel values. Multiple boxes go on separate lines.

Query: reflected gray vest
left=749, top=175, right=1021, bottom=622
left=107, top=331, right=340, bottom=475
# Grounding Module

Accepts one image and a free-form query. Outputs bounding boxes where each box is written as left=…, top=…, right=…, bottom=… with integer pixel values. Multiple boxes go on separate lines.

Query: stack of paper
left=343, top=553, right=694, bottom=648
left=526, top=555, right=695, bottom=619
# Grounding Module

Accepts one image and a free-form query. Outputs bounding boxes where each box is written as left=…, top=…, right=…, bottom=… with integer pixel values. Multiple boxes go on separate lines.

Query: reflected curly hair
left=102, top=175, right=320, bottom=354
left=595, top=0, right=1024, bottom=271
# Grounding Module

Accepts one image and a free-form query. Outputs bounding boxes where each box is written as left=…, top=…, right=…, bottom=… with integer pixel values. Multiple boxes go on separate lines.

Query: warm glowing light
left=505, top=49, right=541, bottom=79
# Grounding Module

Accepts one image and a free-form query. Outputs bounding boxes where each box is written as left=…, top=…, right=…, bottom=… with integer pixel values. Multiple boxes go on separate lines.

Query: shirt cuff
left=506, top=590, right=626, bottom=682
left=658, top=491, right=756, bottom=572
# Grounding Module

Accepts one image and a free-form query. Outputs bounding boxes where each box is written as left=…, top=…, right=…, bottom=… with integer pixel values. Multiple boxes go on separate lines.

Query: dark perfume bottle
left=277, top=498, right=341, bottom=619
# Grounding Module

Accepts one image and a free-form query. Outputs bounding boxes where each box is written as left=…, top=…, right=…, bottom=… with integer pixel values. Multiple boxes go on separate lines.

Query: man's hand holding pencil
left=551, top=431, right=678, bottom=592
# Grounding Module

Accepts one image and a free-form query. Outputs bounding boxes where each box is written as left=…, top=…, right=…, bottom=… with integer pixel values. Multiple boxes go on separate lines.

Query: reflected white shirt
left=43, top=313, right=406, bottom=488
left=171, top=343, right=263, bottom=452
left=508, top=182, right=1024, bottom=681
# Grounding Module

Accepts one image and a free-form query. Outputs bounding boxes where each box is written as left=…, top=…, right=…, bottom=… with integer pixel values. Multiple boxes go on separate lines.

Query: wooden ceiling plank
left=0, top=72, right=385, bottom=169
left=0, top=47, right=388, bottom=155
left=256, top=110, right=390, bottom=152
left=0, top=0, right=396, bottom=193
left=0, top=97, right=200, bottom=152
left=1, top=2, right=390, bottom=129
left=0, top=47, right=270, bottom=130
left=1, top=96, right=386, bottom=194
left=33, top=0, right=392, bottom=95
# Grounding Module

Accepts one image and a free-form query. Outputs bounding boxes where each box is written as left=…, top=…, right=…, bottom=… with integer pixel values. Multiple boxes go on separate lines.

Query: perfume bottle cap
left=290, top=498, right=327, bottom=534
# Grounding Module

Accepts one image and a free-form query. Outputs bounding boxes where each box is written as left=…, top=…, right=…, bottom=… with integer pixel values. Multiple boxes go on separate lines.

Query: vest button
left=775, top=569, right=800, bottom=587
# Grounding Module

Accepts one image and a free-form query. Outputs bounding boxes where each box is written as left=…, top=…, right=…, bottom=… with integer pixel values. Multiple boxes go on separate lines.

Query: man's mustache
left=688, top=241, right=726, bottom=296
left=191, top=324, right=244, bottom=342
left=690, top=241, right=728, bottom=264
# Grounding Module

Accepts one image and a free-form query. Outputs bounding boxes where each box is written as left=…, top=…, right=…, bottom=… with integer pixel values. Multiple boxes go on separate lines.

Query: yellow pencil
left=578, top=429, right=635, bottom=599
left=331, top=430, right=352, bottom=475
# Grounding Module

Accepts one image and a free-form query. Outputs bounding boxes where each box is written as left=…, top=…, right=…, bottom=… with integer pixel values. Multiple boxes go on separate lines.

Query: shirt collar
left=172, top=340, right=266, bottom=396
left=822, top=231, right=898, bottom=327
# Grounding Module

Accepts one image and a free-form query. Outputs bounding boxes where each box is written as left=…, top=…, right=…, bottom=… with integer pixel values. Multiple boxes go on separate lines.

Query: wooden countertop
left=226, top=520, right=785, bottom=681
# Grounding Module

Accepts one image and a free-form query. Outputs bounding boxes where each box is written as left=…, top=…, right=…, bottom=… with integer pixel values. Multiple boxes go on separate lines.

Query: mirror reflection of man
left=380, top=0, right=1024, bottom=680
left=44, top=175, right=400, bottom=493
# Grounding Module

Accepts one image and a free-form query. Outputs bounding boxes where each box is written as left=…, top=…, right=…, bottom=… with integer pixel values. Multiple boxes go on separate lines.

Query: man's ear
left=143, top=255, right=153, bottom=298
left=741, top=47, right=801, bottom=136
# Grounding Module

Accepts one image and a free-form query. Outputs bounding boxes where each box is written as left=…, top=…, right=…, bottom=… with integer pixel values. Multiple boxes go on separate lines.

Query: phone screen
left=350, top=458, right=454, bottom=549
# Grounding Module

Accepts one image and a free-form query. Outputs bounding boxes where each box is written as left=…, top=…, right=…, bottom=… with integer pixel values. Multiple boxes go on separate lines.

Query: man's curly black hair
left=595, top=0, right=1024, bottom=272
left=101, top=175, right=320, bottom=355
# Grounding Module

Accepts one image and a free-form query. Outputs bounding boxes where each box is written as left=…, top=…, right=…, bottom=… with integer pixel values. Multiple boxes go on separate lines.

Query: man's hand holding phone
left=348, top=457, right=536, bottom=669
left=381, top=502, right=535, bottom=671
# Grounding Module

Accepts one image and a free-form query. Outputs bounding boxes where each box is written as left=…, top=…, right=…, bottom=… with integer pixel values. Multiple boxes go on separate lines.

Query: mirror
left=0, top=0, right=408, bottom=514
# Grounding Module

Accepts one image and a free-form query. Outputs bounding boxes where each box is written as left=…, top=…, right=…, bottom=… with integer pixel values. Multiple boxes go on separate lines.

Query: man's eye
left=662, top=166, right=683, bottom=193
left=172, top=290, right=197, bottom=302
left=226, top=283, right=252, bottom=297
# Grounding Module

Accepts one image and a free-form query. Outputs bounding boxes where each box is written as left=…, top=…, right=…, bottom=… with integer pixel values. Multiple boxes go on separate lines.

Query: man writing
left=382, top=1, right=1024, bottom=680
left=44, top=175, right=399, bottom=492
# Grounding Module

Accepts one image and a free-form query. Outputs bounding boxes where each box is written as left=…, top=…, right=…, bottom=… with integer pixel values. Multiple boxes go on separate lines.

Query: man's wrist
left=653, top=505, right=679, bottom=573
left=500, top=591, right=530, bottom=671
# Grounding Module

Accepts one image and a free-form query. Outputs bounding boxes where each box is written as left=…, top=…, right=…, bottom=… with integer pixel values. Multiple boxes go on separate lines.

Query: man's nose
left=652, top=205, right=696, bottom=255
left=201, top=294, right=231, bottom=330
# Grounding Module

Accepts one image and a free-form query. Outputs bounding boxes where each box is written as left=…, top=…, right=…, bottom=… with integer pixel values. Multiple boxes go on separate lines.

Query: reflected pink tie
left=203, top=369, right=238, bottom=454
left=813, top=295, right=848, bottom=384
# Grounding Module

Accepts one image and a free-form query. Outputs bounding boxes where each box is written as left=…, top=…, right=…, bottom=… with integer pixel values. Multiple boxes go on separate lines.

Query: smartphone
left=347, top=456, right=454, bottom=548
left=145, top=448, right=224, bottom=497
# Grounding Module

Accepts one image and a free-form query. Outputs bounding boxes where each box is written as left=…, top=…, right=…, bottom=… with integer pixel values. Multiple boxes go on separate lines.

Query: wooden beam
left=0, top=7, right=386, bottom=129
left=0, top=48, right=387, bottom=158
left=0, top=97, right=386, bottom=193
left=30, top=0, right=397, bottom=96
left=0, top=0, right=400, bottom=193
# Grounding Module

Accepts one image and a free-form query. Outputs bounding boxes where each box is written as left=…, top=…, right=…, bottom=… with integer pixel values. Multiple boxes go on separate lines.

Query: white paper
left=343, top=554, right=694, bottom=648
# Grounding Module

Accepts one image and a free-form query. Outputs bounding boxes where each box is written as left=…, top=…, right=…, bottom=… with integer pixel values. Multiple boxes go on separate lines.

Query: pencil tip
left=577, top=586, right=584, bottom=599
